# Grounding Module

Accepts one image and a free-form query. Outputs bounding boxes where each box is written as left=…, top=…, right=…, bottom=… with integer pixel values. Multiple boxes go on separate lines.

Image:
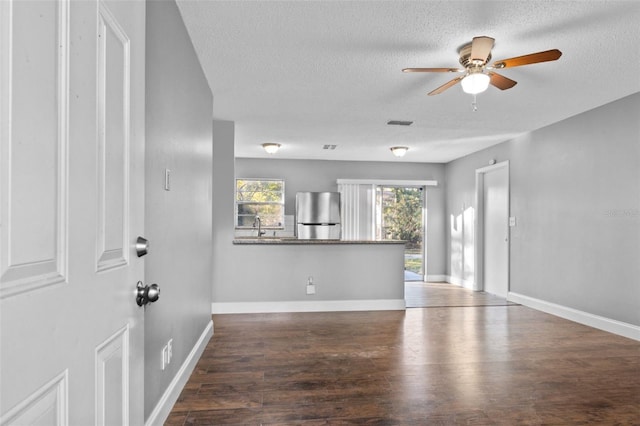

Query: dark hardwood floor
left=166, top=286, right=640, bottom=425
left=404, top=281, right=519, bottom=308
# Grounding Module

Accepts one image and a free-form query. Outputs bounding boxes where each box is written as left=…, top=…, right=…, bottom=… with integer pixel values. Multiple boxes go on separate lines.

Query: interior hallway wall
left=144, top=0, right=213, bottom=419
left=212, top=120, right=236, bottom=304
left=445, top=92, right=640, bottom=327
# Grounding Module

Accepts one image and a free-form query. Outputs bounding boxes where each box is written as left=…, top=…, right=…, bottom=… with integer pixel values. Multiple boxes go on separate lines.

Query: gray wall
left=212, top=120, right=236, bottom=303
left=214, top=243, right=405, bottom=306
left=235, top=158, right=447, bottom=277
left=212, top=131, right=406, bottom=305
left=445, top=92, right=640, bottom=326
left=144, top=0, right=213, bottom=418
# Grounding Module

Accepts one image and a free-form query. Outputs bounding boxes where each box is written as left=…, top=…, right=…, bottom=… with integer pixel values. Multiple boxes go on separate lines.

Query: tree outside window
left=379, top=187, right=424, bottom=275
left=236, top=179, right=285, bottom=228
left=382, top=187, right=423, bottom=249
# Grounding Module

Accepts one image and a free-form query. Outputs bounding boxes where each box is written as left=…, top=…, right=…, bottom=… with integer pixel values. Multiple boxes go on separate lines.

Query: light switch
left=164, top=169, right=171, bottom=191
left=509, top=216, right=517, bottom=227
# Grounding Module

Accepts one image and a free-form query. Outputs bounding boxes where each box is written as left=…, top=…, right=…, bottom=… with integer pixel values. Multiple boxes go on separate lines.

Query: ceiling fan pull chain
left=471, top=94, right=479, bottom=112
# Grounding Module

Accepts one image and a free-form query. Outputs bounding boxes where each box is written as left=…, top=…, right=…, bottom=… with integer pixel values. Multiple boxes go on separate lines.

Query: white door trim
left=474, top=160, right=510, bottom=292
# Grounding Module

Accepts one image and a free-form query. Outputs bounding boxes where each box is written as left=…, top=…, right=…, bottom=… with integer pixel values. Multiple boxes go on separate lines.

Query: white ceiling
left=176, top=1, right=640, bottom=163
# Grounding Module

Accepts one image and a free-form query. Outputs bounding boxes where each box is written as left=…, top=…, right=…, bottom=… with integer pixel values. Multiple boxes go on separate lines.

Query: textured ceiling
left=177, top=1, right=640, bottom=163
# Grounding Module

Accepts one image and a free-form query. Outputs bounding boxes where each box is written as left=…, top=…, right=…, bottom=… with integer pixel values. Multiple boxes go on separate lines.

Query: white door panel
left=0, top=0, right=68, bottom=298
left=1, top=0, right=146, bottom=423
left=482, top=166, right=509, bottom=298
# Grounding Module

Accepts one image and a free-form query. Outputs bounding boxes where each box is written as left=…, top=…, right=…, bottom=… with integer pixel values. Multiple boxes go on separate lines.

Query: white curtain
left=337, top=182, right=375, bottom=240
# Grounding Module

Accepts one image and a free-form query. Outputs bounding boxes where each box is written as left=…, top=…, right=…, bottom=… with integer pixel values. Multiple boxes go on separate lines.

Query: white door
left=1, top=1, right=146, bottom=424
left=482, top=164, right=509, bottom=297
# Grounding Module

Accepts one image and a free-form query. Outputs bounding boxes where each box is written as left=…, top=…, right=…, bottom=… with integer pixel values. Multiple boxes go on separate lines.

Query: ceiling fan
left=403, top=36, right=562, bottom=96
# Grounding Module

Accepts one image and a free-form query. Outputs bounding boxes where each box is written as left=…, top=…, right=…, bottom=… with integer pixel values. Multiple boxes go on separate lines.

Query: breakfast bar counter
left=214, top=238, right=407, bottom=314
left=233, top=238, right=406, bottom=245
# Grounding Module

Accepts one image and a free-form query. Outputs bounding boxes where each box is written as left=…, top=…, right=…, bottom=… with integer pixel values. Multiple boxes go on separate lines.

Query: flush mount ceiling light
left=390, top=146, right=409, bottom=157
left=460, top=71, right=490, bottom=94
left=262, top=143, right=281, bottom=154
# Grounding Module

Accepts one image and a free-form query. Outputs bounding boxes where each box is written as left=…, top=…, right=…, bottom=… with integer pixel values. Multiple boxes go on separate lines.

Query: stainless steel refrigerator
left=296, top=192, right=341, bottom=240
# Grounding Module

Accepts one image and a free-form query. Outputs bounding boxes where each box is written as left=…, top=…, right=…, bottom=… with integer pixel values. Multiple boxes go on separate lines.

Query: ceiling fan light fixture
left=262, top=143, right=281, bottom=154
left=461, top=72, right=490, bottom=94
left=390, top=146, right=409, bottom=157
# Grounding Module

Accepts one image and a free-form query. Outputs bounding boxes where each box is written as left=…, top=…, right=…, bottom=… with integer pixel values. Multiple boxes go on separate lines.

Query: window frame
left=235, top=178, right=285, bottom=230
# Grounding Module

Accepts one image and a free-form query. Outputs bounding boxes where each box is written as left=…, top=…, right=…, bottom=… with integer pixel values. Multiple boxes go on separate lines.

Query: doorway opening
left=375, top=186, right=425, bottom=281
left=475, top=161, right=510, bottom=297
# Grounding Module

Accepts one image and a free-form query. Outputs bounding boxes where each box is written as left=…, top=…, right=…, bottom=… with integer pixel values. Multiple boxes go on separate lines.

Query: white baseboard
left=446, top=275, right=475, bottom=290
left=145, top=320, right=214, bottom=426
left=212, top=299, right=406, bottom=314
left=508, top=292, right=640, bottom=341
left=426, top=275, right=447, bottom=282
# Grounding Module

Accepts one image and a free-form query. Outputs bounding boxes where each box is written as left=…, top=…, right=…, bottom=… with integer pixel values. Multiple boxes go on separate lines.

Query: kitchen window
left=235, top=178, right=285, bottom=229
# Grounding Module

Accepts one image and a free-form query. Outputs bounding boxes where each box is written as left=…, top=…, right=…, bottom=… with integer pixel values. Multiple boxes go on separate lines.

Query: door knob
left=136, top=281, right=160, bottom=306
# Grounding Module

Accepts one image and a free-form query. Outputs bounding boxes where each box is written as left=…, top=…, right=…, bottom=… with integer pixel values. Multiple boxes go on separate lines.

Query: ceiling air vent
left=323, top=144, right=337, bottom=150
left=387, top=120, right=413, bottom=126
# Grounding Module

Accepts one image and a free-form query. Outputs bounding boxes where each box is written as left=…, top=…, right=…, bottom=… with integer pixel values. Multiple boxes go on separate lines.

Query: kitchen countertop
left=233, top=237, right=406, bottom=245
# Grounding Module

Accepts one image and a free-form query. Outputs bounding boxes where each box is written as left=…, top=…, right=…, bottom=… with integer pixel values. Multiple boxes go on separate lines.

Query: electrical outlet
left=306, top=276, right=315, bottom=295
left=161, top=345, right=167, bottom=370
left=167, top=339, right=173, bottom=364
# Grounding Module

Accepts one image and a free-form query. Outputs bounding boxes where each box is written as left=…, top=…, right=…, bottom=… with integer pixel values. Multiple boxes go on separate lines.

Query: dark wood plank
left=167, top=288, right=640, bottom=425
left=405, top=281, right=519, bottom=308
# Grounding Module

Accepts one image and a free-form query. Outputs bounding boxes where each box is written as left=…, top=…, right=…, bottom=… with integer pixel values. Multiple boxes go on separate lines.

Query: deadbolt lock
left=135, top=236, right=149, bottom=257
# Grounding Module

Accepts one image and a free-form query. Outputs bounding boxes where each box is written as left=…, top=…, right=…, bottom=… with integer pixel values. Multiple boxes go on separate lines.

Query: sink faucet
left=253, top=215, right=266, bottom=237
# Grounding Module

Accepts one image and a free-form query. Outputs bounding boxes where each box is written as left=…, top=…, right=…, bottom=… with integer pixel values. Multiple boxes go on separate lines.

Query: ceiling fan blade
left=428, top=76, right=464, bottom=96
left=403, top=67, right=463, bottom=73
left=488, top=72, right=517, bottom=90
left=491, top=49, right=562, bottom=69
left=470, top=36, right=495, bottom=63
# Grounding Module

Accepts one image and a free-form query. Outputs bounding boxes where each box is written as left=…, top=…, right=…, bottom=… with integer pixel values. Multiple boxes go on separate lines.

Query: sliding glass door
left=375, top=186, right=425, bottom=281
